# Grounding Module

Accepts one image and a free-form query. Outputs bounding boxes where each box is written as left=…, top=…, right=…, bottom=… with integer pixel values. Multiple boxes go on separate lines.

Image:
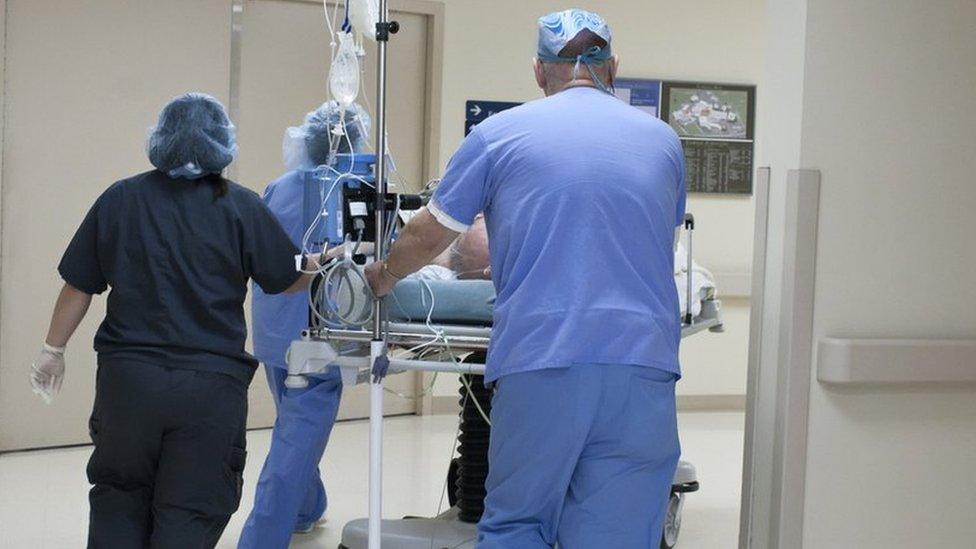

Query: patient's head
left=431, top=214, right=490, bottom=279
left=452, top=215, right=490, bottom=279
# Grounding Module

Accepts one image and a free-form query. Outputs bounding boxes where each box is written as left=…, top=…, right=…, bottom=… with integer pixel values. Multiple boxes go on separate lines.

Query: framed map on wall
left=661, top=81, right=756, bottom=194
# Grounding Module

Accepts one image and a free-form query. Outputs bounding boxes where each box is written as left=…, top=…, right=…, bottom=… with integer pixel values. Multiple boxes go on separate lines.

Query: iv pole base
left=339, top=508, right=476, bottom=549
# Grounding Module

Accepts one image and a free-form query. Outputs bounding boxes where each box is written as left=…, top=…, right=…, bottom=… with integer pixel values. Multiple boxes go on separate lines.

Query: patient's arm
left=365, top=209, right=460, bottom=296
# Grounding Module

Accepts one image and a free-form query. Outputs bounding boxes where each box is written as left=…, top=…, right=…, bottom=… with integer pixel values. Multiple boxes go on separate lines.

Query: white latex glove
left=30, top=343, right=66, bottom=404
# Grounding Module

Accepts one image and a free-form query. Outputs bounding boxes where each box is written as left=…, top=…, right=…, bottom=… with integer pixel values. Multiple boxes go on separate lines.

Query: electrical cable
left=404, top=277, right=492, bottom=426
left=382, top=351, right=440, bottom=400
left=322, top=0, right=338, bottom=44
left=308, top=245, right=374, bottom=327
left=300, top=174, right=343, bottom=260
left=457, top=361, right=491, bottom=426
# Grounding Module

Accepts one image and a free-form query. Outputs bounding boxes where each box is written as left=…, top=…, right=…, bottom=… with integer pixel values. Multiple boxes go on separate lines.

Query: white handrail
left=818, top=338, right=976, bottom=385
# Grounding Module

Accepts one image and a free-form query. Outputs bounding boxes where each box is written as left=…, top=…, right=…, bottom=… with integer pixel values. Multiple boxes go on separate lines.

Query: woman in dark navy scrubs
left=30, top=93, right=319, bottom=548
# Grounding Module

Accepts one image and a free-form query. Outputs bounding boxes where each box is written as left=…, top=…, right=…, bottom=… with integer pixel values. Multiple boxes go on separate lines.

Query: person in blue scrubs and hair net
left=238, top=101, right=371, bottom=548
left=366, top=9, right=686, bottom=548
left=32, top=93, right=320, bottom=548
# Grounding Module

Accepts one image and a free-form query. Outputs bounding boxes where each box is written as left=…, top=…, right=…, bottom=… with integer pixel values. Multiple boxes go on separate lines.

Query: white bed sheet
left=674, top=242, right=716, bottom=318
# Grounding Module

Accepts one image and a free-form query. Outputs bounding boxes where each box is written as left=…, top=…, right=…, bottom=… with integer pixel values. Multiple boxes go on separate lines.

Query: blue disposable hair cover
left=146, top=93, right=238, bottom=180
left=283, top=101, right=372, bottom=171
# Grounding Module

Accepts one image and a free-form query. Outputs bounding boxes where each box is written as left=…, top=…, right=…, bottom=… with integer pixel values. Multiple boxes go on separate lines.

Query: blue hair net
left=282, top=101, right=372, bottom=171
left=146, top=93, right=238, bottom=180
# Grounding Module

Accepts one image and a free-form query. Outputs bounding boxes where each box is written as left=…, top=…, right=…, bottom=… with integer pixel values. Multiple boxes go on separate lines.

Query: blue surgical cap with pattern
left=537, top=9, right=612, bottom=63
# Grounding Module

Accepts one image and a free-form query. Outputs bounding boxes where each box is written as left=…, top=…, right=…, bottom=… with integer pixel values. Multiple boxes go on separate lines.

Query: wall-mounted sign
left=614, top=78, right=662, bottom=117
left=465, top=100, right=521, bottom=135
left=661, top=81, right=757, bottom=195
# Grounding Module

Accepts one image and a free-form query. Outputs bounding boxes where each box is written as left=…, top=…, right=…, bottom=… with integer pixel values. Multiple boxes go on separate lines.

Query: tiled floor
left=0, top=411, right=744, bottom=548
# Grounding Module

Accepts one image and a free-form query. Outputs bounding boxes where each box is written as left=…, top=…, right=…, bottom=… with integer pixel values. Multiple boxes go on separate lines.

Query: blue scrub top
left=430, top=87, right=687, bottom=382
left=252, top=170, right=313, bottom=370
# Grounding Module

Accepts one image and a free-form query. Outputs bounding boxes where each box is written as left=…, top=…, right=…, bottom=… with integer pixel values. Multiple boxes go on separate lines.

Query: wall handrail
left=818, top=337, right=976, bottom=385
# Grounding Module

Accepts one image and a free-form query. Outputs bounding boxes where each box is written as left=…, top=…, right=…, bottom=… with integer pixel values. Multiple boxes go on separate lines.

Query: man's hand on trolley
left=365, top=260, right=402, bottom=298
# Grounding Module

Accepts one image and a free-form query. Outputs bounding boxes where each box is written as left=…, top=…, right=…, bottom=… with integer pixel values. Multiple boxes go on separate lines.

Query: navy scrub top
left=59, top=170, right=301, bottom=383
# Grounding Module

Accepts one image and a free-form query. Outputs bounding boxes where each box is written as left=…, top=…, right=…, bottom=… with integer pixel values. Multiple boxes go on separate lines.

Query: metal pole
left=373, top=8, right=390, bottom=335
left=369, top=1, right=391, bottom=547
left=684, top=214, right=695, bottom=326
left=368, top=340, right=384, bottom=549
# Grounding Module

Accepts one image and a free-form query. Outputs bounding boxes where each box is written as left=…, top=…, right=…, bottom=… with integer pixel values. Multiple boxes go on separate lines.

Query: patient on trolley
left=390, top=210, right=716, bottom=324
left=409, top=213, right=490, bottom=281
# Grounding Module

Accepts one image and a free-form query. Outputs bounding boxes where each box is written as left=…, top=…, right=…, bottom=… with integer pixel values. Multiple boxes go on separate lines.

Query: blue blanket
left=385, top=279, right=496, bottom=325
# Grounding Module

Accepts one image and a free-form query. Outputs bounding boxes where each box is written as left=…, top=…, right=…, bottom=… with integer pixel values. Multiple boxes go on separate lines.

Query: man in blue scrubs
left=366, top=9, right=686, bottom=548
left=238, top=102, right=370, bottom=548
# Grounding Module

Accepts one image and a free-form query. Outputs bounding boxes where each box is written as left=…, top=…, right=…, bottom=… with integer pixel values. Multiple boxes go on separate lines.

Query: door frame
left=739, top=169, right=821, bottom=548
left=0, top=0, right=7, bottom=448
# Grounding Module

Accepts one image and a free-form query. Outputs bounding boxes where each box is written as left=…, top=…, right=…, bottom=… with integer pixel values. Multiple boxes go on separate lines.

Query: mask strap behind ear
left=539, top=44, right=613, bottom=94
left=574, top=46, right=613, bottom=95
left=584, top=60, right=613, bottom=95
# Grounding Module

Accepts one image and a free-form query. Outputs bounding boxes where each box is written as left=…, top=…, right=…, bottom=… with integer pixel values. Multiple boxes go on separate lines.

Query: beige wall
left=430, top=0, right=765, bottom=400
left=0, top=0, right=442, bottom=451
left=0, top=0, right=233, bottom=451
left=797, top=0, right=976, bottom=546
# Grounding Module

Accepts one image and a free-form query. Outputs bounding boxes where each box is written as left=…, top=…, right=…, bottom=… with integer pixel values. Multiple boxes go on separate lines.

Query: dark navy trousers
left=86, top=359, right=249, bottom=548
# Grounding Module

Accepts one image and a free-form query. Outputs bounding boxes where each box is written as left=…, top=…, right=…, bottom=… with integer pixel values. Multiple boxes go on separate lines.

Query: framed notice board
left=660, top=81, right=756, bottom=194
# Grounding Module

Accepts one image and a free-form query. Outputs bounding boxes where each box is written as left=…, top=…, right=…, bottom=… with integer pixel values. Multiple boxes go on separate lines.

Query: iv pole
left=369, top=1, right=397, bottom=546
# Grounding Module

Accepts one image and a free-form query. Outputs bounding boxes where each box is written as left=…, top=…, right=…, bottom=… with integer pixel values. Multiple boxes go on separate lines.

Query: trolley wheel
left=660, top=492, right=683, bottom=549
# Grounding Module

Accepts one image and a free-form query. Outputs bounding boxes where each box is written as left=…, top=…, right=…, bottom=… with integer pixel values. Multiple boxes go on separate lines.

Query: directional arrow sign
left=465, top=100, right=521, bottom=123
left=465, top=100, right=522, bottom=135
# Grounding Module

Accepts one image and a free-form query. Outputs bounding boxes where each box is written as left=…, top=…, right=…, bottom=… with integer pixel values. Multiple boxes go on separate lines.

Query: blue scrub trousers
left=477, top=364, right=680, bottom=549
left=238, top=364, right=342, bottom=549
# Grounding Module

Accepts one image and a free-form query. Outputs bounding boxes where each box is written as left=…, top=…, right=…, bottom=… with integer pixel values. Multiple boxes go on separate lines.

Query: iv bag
left=348, top=0, right=379, bottom=42
left=330, top=31, right=360, bottom=108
